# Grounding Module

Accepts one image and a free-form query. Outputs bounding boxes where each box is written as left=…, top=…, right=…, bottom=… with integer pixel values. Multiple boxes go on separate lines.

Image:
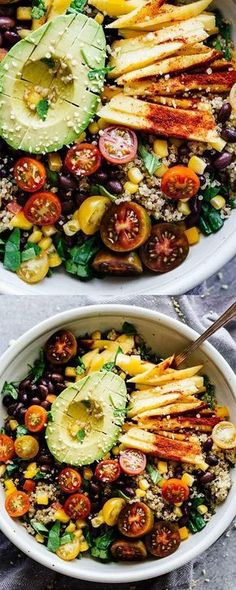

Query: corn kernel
left=91, top=512, right=104, bottom=527
left=0, top=465, right=6, bottom=477
left=54, top=509, right=70, bottom=523
left=83, top=467, right=93, bottom=480
left=174, top=502, right=183, bottom=507
left=181, top=473, right=195, bottom=487
left=188, top=155, right=206, bottom=175
left=128, top=167, right=144, bottom=184
left=136, top=488, right=146, bottom=498
left=210, top=195, right=226, bottom=210
left=112, top=446, right=120, bottom=456
left=97, top=118, right=109, bottom=130
left=28, top=229, right=43, bottom=244
left=153, top=139, right=168, bottom=158
left=5, top=480, right=17, bottom=496
left=74, top=529, right=83, bottom=539
left=177, top=200, right=191, bottom=216
left=124, top=181, right=138, bottom=194
left=216, top=405, right=229, bottom=419
left=36, top=493, right=49, bottom=505
left=10, top=211, right=33, bottom=230
left=42, top=224, right=57, bottom=237
left=210, top=137, right=226, bottom=152
left=38, top=237, right=52, bottom=251
left=65, top=366, right=77, bottom=378
left=18, top=28, right=31, bottom=39
left=139, top=478, right=150, bottom=491
left=91, top=330, right=101, bottom=340
left=184, top=227, right=200, bottom=246
left=173, top=506, right=183, bottom=517
left=154, top=163, right=168, bottom=178
left=35, top=533, right=44, bottom=543
left=63, top=219, right=80, bottom=236
left=95, top=12, right=104, bottom=24
left=48, top=153, right=62, bottom=172
left=179, top=526, right=189, bottom=540
left=9, top=419, right=18, bottom=431
left=80, top=540, right=89, bottom=552
left=197, top=504, right=208, bottom=515
left=17, top=7, right=32, bottom=20
left=157, top=461, right=168, bottom=474
left=24, top=462, right=38, bottom=479
left=88, top=121, right=99, bottom=134
left=48, top=251, right=62, bottom=268
left=65, top=522, right=76, bottom=533
left=76, top=519, right=87, bottom=529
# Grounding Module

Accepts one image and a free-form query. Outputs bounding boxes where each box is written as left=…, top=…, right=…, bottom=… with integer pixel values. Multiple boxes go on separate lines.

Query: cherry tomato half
left=99, top=126, right=138, bottom=164
left=76, top=196, right=111, bottom=235
left=145, top=521, right=180, bottom=557
left=45, top=329, right=77, bottom=365
left=162, top=478, right=190, bottom=504
left=56, top=536, right=81, bottom=561
left=119, top=449, right=146, bottom=476
left=14, top=435, right=39, bottom=460
left=24, top=192, right=62, bottom=226
left=17, top=252, right=49, bottom=284
left=13, top=157, right=46, bottom=193
left=0, top=434, right=15, bottom=462
left=212, top=421, right=236, bottom=450
left=100, top=202, right=151, bottom=252
left=161, top=165, right=200, bottom=200
left=64, top=493, right=91, bottom=520
left=111, top=539, right=147, bottom=561
left=24, top=405, right=48, bottom=433
left=140, top=223, right=189, bottom=273
left=58, top=468, right=82, bottom=494
left=5, top=491, right=30, bottom=518
left=95, top=459, right=121, bottom=483
left=65, top=143, right=101, bottom=177
left=118, top=502, right=154, bottom=538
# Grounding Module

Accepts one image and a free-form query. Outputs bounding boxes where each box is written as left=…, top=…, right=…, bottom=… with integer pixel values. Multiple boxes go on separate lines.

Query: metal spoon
left=173, top=300, right=236, bottom=368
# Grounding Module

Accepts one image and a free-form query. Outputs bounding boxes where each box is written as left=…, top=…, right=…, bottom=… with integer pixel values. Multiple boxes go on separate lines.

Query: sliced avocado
left=0, top=14, right=106, bottom=153
left=46, top=371, right=127, bottom=466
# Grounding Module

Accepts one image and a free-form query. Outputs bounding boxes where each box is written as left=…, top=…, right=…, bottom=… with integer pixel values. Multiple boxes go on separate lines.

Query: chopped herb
left=3, top=228, right=21, bottom=272
left=90, top=184, right=116, bottom=202
left=21, top=243, right=41, bottom=262
left=122, top=321, right=137, bottom=335
left=67, top=0, right=87, bottom=14
left=85, top=528, right=115, bottom=561
left=60, top=533, right=74, bottom=545
left=31, top=0, right=46, bottom=19
left=1, top=381, right=18, bottom=400
left=189, top=510, right=206, bottom=533
left=6, top=459, right=20, bottom=476
left=76, top=428, right=86, bottom=443
left=34, top=470, right=47, bottom=480
left=88, top=66, right=114, bottom=80
left=113, top=489, right=131, bottom=501
left=16, top=425, right=28, bottom=437
left=103, top=346, right=123, bottom=371
left=146, top=463, right=162, bottom=485
left=201, top=375, right=216, bottom=410
left=41, top=57, right=56, bottom=69
left=30, top=521, right=49, bottom=535
left=202, top=185, right=221, bottom=202
left=65, top=237, right=100, bottom=280
left=47, top=521, right=61, bottom=553
left=28, top=349, right=45, bottom=383
left=47, top=411, right=53, bottom=422
left=139, top=341, right=161, bottom=364
left=76, top=357, right=86, bottom=375
left=46, top=168, right=59, bottom=187
left=138, top=142, right=161, bottom=175
left=36, top=98, right=49, bottom=121
left=53, top=234, right=67, bottom=261
left=213, top=10, right=231, bottom=61
left=229, top=198, right=236, bottom=209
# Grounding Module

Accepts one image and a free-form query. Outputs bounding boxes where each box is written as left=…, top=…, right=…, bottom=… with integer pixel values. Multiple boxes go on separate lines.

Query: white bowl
left=0, top=304, right=236, bottom=583
left=0, top=0, right=236, bottom=296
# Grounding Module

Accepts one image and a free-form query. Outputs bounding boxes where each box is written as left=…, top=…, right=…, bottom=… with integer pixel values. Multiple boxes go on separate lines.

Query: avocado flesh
left=46, top=371, right=127, bottom=466
left=0, top=14, right=106, bottom=153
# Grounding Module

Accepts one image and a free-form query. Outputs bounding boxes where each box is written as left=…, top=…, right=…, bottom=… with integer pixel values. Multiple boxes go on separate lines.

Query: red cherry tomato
left=162, top=478, right=190, bottom=504
left=65, top=143, right=101, bottom=177
left=99, top=126, right=138, bottom=164
left=58, top=468, right=82, bottom=494
left=24, top=192, right=62, bottom=226
left=13, top=157, right=46, bottom=193
left=95, top=459, right=121, bottom=483
left=145, top=521, right=180, bottom=557
left=161, top=165, right=200, bottom=200
left=5, top=491, right=30, bottom=518
left=0, top=434, right=15, bottom=462
left=119, top=449, right=146, bottom=476
left=64, top=493, right=91, bottom=520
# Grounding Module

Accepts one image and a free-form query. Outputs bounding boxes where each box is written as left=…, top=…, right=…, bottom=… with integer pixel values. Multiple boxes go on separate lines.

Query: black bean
left=47, top=381, right=54, bottom=394
left=0, top=7, right=15, bottom=18
left=29, top=384, right=38, bottom=395
left=17, top=407, right=27, bottom=420
left=7, top=403, right=17, bottom=416
left=59, top=174, right=77, bottom=191
left=2, top=394, right=14, bottom=407
left=75, top=193, right=87, bottom=208
left=178, top=515, right=189, bottom=527
left=40, top=464, right=51, bottom=473
left=30, top=397, right=42, bottom=405
left=0, top=32, right=3, bottom=47
left=199, top=472, right=215, bottom=485
left=18, top=391, right=28, bottom=405
left=221, top=127, right=236, bottom=143
left=218, top=102, right=232, bottom=123
left=37, top=452, right=53, bottom=465
left=0, top=17, right=16, bottom=30
left=91, top=501, right=100, bottom=512
left=178, top=144, right=189, bottom=158
left=19, top=378, right=32, bottom=392
left=41, top=400, right=50, bottom=410
left=90, top=482, right=100, bottom=496
left=203, top=437, right=213, bottom=453
left=124, top=487, right=135, bottom=497
left=199, top=174, right=206, bottom=187
left=61, top=199, right=74, bottom=214
left=38, top=384, right=48, bottom=399
left=3, top=30, right=20, bottom=46
left=213, top=151, right=233, bottom=170
left=207, top=454, right=218, bottom=466
left=106, top=180, right=123, bottom=195
left=109, top=167, right=121, bottom=179
left=204, top=149, right=218, bottom=161
left=55, top=383, right=65, bottom=393
left=51, top=373, right=64, bottom=383
left=95, top=170, right=108, bottom=183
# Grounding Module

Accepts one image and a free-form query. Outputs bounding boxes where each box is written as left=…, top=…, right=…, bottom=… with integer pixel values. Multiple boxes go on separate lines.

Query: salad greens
left=3, top=229, right=21, bottom=272
left=138, top=142, right=161, bottom=175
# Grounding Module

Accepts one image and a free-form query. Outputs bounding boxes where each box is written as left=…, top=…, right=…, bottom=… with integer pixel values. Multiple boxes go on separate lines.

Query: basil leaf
left=138, top=142, right=161, bottom=175
left=46, top=169, right=59, bottom=187
left=34, top=470, right=47, bottom=480
left=31, top=521, right=49, bottom=535
left=36, top=98, right=49, bottom=121
left=66, top=237, right=100, bottom=280
left=6, top=460, right=19, bottom=476
left=146, top=463, right=162, bottom=484
left=60, top=533, right=74, bottom=545
left=47, top=522, right=61, bottom=553
left=122, top=321, right=137, bottom=335
left=21, top=243, right=41, bottom=262
left=3, top=228, right=21, bottom=272
left=28, top=349, right=45, bottom=383
left=1, top=381, right=18, bottom=400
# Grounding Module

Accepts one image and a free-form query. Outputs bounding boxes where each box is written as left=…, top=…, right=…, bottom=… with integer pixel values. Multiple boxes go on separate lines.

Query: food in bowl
left=0, top=0, right=235, bottom=285
left=1, top=322, right=236, bottom=563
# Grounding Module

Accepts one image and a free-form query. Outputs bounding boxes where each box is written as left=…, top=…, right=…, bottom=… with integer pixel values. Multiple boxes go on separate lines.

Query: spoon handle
left=174, top=301, right=236, bottom=368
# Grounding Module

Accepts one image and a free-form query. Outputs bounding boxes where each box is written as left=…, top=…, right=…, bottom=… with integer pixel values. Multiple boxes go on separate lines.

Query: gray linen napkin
left=0, top=295, right=235, bottom=590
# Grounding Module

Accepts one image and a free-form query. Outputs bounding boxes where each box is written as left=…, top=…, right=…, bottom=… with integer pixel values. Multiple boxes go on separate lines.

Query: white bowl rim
left=0, top=303, right=236, bottom=583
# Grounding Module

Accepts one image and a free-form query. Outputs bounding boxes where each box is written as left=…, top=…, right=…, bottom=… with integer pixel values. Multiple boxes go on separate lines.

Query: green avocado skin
left=46, top=371, right=127, bottom=467
left=0, top=14, right=106, bottom=154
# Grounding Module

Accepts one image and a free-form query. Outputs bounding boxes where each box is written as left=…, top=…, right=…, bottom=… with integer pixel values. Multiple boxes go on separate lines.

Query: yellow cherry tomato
left=56, top=536, right=81, bottom=561
left=102, top=497, right=126, bottom=526
left=76, top=196, right=111, bottom=235
left=17, top=252, right=49, bottom=284
left=15, top=435, right=39, bottom=460
left=212, top=421, right=236, bottom=450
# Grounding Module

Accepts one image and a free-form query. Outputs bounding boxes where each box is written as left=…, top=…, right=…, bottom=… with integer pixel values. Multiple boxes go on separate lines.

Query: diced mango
left=177, top=200, right=191, bottom=216
left=28, top=229, right=43, bottom=244
left=179, top=526, right=189, bottom=540
left=0, top=465, right=6, bottom=477
left=9, top=419, right=18, bottom=431
left=91, top=330, right=101, bottom=340
left=38, top=237, right=52, bottom=251
left=42, top=225, right=57, bottom=237
left=188, top=155, right=207, bottom=175
left=65, top=366, right=77, bottom=378
left=184, top=227, right=200, bottom=245
left=136, top=488, right=146, bottom=498
left=54, top=509, right=70, bottom=523
left=65, top=522, right=76, bottom=533
left=36, top=492, right=49, bottom=505
left=173, top=506, right=183, bottom=517
left=76, top=519, right=87, bottom=529
left=83, top=467, right=93, bottom=480
left=88, top=121, right=99, bottom=134
left=35, top=533, right=45, bottom=543
left=10, top=211, right=33, bottom=230
left=24, top=462, right=38, bottom=479
left=17, top=7, right=32, bottom=20
left=216, top=405, right=229, bottom=419
left=128, top=167, right=144, bottom=184
left=5, top=480, right=17, bottom=496
left=48, top=153, right=62, bottom=172
left=210, top=195, right=226, bottom=210
left=80, top=540, right=89, bottom=552
left=182, top=473, right=194, bottom=487
left=157, top=460, right=168, bottom=474
left=153, top=139, right=168, bottom=158
left=48, top=251, right=62, bottom=268
left=124, top=181, right=138, bottom=194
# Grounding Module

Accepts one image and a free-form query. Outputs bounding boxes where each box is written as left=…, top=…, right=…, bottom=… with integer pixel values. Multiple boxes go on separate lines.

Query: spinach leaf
left=21, top=243, right=41, bottom=262
left=16, top=425, right=28, bottom=437
left=34, top=470, right=47, bottom=480
left=1, top=381, right=18, bottom=400
left=31, top=0, right=46, bottom=19
left=65, top=237, right=100, bottom=280
left=88, top=66, right=114, bottom=80
left=30, top=521, right=49, bottom=535
left=3, top=228, right=21, bottom=272
left=47, top=522, right=61, bottom=553
left=53, top=234, right=67, bottom=261
left=103, top=346, right=123, bottom=371
left=91, top=184, right=116, bottom=202
left=201, top=375, right=216, bottom=410
left=85, top=528, right=115, bottom=561
left=146, top=463, right=162, bottom=485
left=36, top=99, right=49, bottom=121
left=67, top=0, right=87, bottom=14
left=122, top=321, right=137, bottom=335
left=202, top=185, right=221, bottom=202
left=6, top=459, right=20, bottom=476
left=28, top=349, right=45, bottom=383
left=76, top=428, right=86, bottom=443
left=138, top=142, right=161, bottom=175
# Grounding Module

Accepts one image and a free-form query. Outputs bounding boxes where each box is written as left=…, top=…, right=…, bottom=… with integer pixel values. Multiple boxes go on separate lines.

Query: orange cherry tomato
left=13, top=157, right=46, bottom=192
left=162, top=478, right=190, bottom=504
left=23, top=480, right=36, bottom=493
left=58, top=468, right=82, bottom=494
left=64, top=493, right=91, bottom=520
left=5, top=491, right=30, bottom=518
left=0, top=434, right=15, bottom=462
left=65, top=143, right=101, bottom=177
left=24, top=191, right=62, bottom=225
left=161, top=165, right=200, bottom=200
left=24, top=405, right=48, bottom=433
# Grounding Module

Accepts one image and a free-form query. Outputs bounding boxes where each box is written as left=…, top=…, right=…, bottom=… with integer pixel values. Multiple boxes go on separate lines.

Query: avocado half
left=46, top=371, right=127, bottom=466
left=0, top=14, right=106, bottom=153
